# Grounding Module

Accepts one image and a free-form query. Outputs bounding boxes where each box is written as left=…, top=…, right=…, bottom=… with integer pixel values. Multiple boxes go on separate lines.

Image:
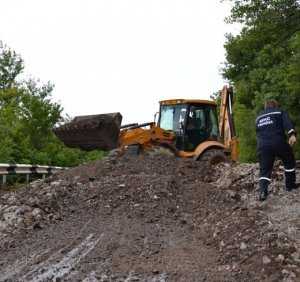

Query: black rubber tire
left=199, top=149, right=228, bottom=165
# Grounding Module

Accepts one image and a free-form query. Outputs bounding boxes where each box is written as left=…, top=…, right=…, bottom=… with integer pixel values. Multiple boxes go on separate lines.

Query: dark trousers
left=258, top=142, right=296, bottom=192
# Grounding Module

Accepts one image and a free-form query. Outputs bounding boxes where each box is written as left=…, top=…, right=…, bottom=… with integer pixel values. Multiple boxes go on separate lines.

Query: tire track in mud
left=0, top=249, right=51, bottom=282
left=1, top=233, right=102, bottom=282
left=81, top=271, right=168, bottom=282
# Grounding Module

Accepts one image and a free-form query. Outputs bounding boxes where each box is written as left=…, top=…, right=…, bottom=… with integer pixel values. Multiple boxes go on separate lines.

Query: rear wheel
left=199, top=149, right=228, bottom=165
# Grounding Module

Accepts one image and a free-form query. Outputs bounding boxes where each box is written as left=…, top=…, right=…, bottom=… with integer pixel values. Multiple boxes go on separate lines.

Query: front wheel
left=198, top=149, right=228, bottom=165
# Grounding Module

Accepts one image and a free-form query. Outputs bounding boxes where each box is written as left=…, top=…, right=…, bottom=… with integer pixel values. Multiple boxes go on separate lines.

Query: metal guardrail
left=0, top=164, right=66, bottom=185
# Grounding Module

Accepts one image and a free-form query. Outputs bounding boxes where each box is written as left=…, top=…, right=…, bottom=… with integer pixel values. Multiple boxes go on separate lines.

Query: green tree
left=0, top=41, right=105, bottom=166
left=223, top=0, right=300, bottom=162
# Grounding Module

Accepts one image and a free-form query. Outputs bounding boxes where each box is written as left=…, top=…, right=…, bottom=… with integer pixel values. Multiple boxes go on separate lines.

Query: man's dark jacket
left=256, top=107, right=296, bottom=148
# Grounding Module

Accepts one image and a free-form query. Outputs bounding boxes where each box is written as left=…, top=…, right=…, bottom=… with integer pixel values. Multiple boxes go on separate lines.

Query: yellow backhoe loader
left=54, top=86, right=239, bottom=163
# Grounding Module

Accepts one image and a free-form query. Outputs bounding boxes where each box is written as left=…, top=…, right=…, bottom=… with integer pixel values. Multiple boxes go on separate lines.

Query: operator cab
left=158, top=99, right=219, bottom=151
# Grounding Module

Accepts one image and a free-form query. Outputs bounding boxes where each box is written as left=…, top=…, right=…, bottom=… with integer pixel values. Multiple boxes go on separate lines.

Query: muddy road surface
left=0, top=153, right=300, bottom=281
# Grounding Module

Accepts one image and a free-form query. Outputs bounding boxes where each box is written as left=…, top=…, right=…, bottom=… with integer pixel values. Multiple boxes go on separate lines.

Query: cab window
left=159, top=105, right=187, bottom=132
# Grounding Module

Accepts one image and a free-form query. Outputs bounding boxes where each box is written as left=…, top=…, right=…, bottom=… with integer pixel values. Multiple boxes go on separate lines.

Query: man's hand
left=289, top=135, right=297, bottom=146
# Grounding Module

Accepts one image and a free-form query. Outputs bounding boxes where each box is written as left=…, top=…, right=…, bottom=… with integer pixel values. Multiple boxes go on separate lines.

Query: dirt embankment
left=0, top=152, right=300, bottom=281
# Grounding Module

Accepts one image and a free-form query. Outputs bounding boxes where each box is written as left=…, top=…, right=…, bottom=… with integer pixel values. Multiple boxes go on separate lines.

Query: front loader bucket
left=54, top=113, right=122, bottom=151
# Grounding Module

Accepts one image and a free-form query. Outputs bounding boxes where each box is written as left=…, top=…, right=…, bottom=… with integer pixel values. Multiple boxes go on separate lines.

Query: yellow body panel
left=177, top=141, right=226, bottom=159
left=119, top=124, right=175, bottom=149
left=120, top=125, right=227, bottom=159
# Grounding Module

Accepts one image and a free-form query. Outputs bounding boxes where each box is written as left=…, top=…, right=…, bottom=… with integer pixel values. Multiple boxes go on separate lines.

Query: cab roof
left=159, top=99, right=216, bottom=106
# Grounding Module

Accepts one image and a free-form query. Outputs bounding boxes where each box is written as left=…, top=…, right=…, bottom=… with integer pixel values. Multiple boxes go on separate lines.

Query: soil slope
left=0, top=152, right=299, bottom=281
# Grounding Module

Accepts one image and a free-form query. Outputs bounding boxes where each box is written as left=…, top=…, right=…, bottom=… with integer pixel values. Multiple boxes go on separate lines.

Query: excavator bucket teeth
left=54, top=113, right=122, bottom=151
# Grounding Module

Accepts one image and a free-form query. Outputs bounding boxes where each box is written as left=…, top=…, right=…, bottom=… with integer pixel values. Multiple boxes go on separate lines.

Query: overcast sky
left=0, top=0, right=240, bottom=124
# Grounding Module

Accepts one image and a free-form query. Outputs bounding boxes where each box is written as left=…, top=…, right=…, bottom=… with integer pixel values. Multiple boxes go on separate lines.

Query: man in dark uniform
left=256, top=99, right=297, bottom=201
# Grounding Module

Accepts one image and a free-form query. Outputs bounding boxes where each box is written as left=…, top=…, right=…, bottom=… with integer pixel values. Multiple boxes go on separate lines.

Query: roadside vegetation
left=0, top=42, right=105, bottom=167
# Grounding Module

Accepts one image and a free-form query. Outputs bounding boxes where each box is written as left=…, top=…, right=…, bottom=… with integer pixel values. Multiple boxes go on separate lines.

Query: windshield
left=159, top=104, right=187, bottom=132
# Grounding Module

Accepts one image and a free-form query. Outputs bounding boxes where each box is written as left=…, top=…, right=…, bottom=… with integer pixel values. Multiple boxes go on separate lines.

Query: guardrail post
left=2, top=175, right=7, bottom=185
left=26, top=174, right=30, bottom=184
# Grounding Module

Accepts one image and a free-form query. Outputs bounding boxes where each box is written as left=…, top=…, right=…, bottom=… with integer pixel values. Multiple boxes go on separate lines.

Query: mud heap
left=0, top=152, right=299, bottom=281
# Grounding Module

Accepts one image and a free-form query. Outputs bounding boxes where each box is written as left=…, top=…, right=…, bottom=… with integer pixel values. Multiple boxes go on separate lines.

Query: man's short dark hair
left=265, top=99, right=279, bottom=109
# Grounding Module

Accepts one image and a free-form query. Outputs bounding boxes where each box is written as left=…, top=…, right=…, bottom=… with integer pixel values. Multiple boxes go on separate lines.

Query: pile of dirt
left=0, top=152, right=299, bottom=281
